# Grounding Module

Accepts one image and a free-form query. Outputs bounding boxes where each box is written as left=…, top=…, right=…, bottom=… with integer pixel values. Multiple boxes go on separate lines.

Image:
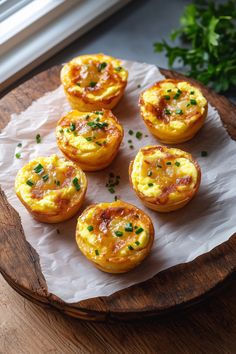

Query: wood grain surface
left=0, top=65, right=236, bottom=322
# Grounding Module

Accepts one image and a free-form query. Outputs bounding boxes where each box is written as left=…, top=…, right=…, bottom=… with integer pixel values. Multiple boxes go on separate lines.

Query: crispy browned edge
left=0, top=65, right=235, bottom=321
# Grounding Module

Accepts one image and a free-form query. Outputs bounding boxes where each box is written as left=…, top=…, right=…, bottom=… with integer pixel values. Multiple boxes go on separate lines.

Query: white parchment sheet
left=0, top=60, right=236, bottom=303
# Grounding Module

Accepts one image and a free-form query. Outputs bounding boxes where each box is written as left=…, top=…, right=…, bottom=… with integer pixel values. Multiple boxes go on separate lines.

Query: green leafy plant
left=154, top=1, right=236, bottom=92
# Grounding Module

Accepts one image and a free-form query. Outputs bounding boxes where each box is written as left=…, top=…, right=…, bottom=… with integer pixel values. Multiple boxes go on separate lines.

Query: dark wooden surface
left=0, top=66, right=236, bottom=322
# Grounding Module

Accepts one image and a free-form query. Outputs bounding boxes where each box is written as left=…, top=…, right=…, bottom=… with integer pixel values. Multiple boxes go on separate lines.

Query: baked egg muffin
left=139, top=79, right=208, bottom=143
left=15, top=154, right=87, bottom=223
left=61, top=53, right=128, bottom=111
left=56, top=109, right=123, bottom=171
left=129, top=145, right=201, bottom=212
left=76, top=200, right=154, bottom=273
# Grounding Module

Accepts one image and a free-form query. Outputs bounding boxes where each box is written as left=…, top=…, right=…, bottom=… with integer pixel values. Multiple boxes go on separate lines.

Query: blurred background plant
left=154, top=0, right=236, bottom=93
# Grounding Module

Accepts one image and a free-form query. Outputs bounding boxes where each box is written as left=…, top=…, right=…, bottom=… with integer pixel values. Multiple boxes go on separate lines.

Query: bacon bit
left=55, top=196, right=70, bottom=210
left=31, top=189, right=44, bottom=199
left=113, top=240, right=126, bottom=253
left=176, top=176, right=192, bottom=185
left=64, top=166, right=75, bottom=178
left=158, top=184, right=176, bottom=204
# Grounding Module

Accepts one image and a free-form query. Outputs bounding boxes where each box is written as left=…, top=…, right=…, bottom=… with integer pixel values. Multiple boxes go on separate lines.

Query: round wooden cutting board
left=0, top=66, right=236, bottom=321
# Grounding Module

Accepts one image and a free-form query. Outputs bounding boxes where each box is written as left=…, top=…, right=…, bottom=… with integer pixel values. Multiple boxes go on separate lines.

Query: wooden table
left=1, top=275, right=236, bottom=353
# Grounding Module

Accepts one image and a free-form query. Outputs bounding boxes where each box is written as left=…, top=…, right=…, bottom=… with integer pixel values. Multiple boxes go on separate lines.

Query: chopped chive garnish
left=163, top=95, right=170, bottom=100
left=174, top=93, right=181, bottom=99
left=177, top=89, right=182, bottom=94
left=186, top=103, right=191, bottom=107
left=85, top=137, right=92, bottom=141
left=115, top=231, right=123, bottom=237
left=164, top=108, right=171, bottom=115
left=66, top=128, right=70, bottom=132
left=201, top=150, right=208, bottom=157
left=136, top=131, right=142, bottom=140
left=98, top=62, right=107, bottom=72
left=15, top=153, right=21, bottom=159
left=115, top=66, right=122, bottom=72
left=167, top=89, right=172, bottom=92
left=190, top=99, right=197, bottom=105
left=137, top=84, right=141, bottom=88
left=70, top=122, right=76, bottom=131
left=17, top=143, right=22, bottom=147
left=128, top=245, right=134, bottom=250
left=34, top=163, right=44, bottom=174
left=135, top=241, right=140, bottom=246
left=95, top=249, right=99, bottom=256
left=128, top=139, right=132, bottom=143
left=190, top=91, right=195, bottom=94
left=72, top=177, right=81, bottom=191
left=166, top=161, right=172, bottom=165
left=148, top=183, right=154, bottom=187
left=96, top=141, right=102, bottom=146
left=59, top=129, right=64, bottom=133
left=76, top=82, right=81, bottom=86
left=26, top=180, right=34, bottom=186
left=42, top=174, right=49, bottom=182
left=134, top=226, right=138, bottom=229
left=87, top=225, right=93, bottom=232
left=175, top=161, right=180, bottom=167
left=128, top=129, right=133, bottom=135
left=108, top=187, right=115, bottom=193
left=135, top=227, right=144, bottom=234
left=89, top=81, right=97, bottom=88
left=36, top=134, right=41, bottom=144
left=85, top=115, right=90, bottom=120
left=147, top=170, right=152, bottom=176
left=73, top=131, right=77, bottom=136
left=55, top=180, right=60, bottom=186
left=87, top=121, right=108, bottom=130
left=125, top=223, right=133, bottom=232
left=176, top=109, right=183, bottom=115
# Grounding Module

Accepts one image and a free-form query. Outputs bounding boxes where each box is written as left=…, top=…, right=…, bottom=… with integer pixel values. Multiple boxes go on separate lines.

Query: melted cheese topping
left=56, top=109, right=123, bottom=166
left=15, top=154, right=87, bottom=214
left=76, top=201, right=153, bottom=261
left=61, top=53, right=128, bottom=103
left=140, top=79, right=207, bottom=135
left=131, top=146, right=199, bottom=204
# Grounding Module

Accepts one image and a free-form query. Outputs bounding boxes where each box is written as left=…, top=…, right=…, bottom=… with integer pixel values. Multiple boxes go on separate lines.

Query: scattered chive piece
left=136, top=131, right=142, bottom=140
left=115, top=66, right=122, bottom=72
left=125, top=223, right=133, bottom=232
left=26, top=180, right=34, bottom=186
left=95, top=111, right=103, bottom=115
left=15, top=153, right=21, bottom=159
left=55, top=180, right=60, bottom=186
left=128, top=245, right=134, bottom=250
left=134, top=226, right=138, bottom=229
left=114, top=196, right=118, bottom=201
left=166, top=161, right=172, bottom=165
left=148, top=183, right=154, bottom=187
left=157, top=164, right=162, bottom=168
left=87, top=225, right=93, bottom=232
left=176, top=109, right=183, bottom=115
left=135, top=241, right=140, bottom=246
left=167, top=89, right=172, bottom=92
left=34, top=163, right=44, bottom=174
left=190, top=99, right=197, bottom=105
left=70, top=122, right=76, bottom=131
left=72, top=177, right=81, bottom=191
left=42, top=174, right=49, bottom=182
left=177, top=89, right=182, bottom=94
left=59, top=129, right=64, bottom=133
left=147, top=170, right=152, bottom=176
left=186, top=103, right=191, bottom=107
left=129, top=145, right=134, bottom=149
left=175, top=161, right=180, bottom=167
left=163, top=95, right=170, bottom=100
left=73, top=131, right=77, bottom=136
left=66, top=128, right=70, bottom=132
left=137, top=84, right=141, bottom=88
left=164, top=108, right=171, bottom=115
left=96, top=141, right=102, bottom=146
left=89, top=81, right=97, bottom=88
left=17, top=143, right=22, bottom=147
left=87, top=121, right=108, bottom=129
left=36, top=134, right=41, bottom=144
left=135, top=227, right=144, bottom=234
left=85, top=115, right=90, bottom=120
left=76, top=82, right=81, bottom=86
left=128, top=129, right=134, bottom=135
left=174, top=93, right=181, bottom=99
left=190, top=91, right=195, bottom=94
left=98, top=62, right=107, bottom=72
left=108, top=187, right=115, bottom=194
left=95, top=249, right=99, bottom=256
left=85, top=137, right=92, bottom=141
left=201, top=150, right=208, bottom=157
left=115, top=231, right=123, bottom=237
left=128, top=139, right=132, bottom=143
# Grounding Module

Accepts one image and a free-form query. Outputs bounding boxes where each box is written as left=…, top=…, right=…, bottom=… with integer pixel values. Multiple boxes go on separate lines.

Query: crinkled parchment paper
left=0, top=60, right=236, bottom=303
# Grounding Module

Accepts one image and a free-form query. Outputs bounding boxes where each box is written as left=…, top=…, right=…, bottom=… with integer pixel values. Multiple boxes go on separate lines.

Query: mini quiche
left=56, top=109, right=123, bottom=171
left=129, top=145, right=201, bottom=212
left=139, top=79, right=208, bottom=144
left=61, top=53, right=128, bottom=111
left=15, top=154, right=87, bottom=223
left=76, top=200, right=154, bottom=273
